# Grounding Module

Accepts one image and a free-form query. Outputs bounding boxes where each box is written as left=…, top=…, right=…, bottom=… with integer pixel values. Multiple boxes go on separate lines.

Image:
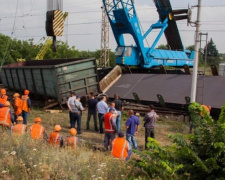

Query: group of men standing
left=67, top=91, right=159, bottom=159
left=0, top=88, right=159, bottom=161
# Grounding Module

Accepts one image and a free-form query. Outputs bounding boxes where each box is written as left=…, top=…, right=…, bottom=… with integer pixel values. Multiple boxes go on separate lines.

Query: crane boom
left=103, top=0, right=194, bottom=68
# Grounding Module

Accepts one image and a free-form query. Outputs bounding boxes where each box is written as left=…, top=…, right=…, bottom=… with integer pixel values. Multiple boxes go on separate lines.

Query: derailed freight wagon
left=1, top=58, right=99, bottom=105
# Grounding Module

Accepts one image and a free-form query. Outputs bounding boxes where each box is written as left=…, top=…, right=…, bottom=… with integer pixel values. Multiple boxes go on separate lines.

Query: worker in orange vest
left=0, top=101, right=14, bottom=129
left=12, top=116, right=27, bottom=136
left=13, top=93, right=22, bottom=123
left=104, top=108, right=117, bottom=151
left=48, top=125, right=63, bottom=147
left=0, top=89, right=8, bottom=107
left=30, top=117, right=47, bottom=140
left=112, top=132, right=132, bottom=161
left=66, top=128, right=82, bottom=148
left=21, top=90, right=31, bottom=125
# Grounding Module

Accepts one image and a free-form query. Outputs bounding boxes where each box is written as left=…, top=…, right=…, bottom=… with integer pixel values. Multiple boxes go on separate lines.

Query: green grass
left=0, top=106, right=191, bottom=179
left=0, top=132, right=138, bottom=180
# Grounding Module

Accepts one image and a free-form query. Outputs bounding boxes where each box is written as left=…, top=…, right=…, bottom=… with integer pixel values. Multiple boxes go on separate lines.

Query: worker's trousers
left=116, top=111, right=121, bottom=133
left=98, top=113, right=104, bottom=134
left=22, top=111, right=29, bottom=125
left=126, top=133, right=138, bottom=150
left=145, top=128, right=154, bottom=149
left=71, top=112, right=81, bottom=133
left=86, top=110, right=98, bottom=131
left=104, top=132, right=115, bottom=151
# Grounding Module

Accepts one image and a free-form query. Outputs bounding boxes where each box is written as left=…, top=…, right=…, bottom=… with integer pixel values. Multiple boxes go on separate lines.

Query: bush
left=132, top=102, right=225, bottom=179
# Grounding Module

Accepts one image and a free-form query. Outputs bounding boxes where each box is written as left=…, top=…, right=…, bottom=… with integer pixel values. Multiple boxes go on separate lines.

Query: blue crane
left=102, top=0, right=194, bottom=68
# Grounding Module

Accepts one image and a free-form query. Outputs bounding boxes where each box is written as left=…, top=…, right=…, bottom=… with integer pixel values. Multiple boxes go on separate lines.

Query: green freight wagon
left=0, top=58, right=99, bottom=105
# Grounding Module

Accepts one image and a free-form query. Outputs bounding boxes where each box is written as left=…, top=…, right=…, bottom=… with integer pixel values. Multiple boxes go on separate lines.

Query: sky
left=0, top=0, right=225, bottom=53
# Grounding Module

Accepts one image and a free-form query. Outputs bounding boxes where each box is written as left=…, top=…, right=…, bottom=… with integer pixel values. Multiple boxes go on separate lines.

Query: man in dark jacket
left=86, top=92, right=98, bottom=131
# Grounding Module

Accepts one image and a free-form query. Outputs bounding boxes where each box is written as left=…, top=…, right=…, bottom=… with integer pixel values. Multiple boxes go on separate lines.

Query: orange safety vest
left=21, top=95, right=29, bottom=112
left=48, top=132, right=61, bottom=146
left=14, top=97, right=22, bottom=115
left=12, top=124, right=27, bottom=135
left=112, top=138, right=129, bottom=159
left=0, top=107, right=11, bottom=127
left=66, top=136, right=79, bottom=148
left=104, top=112, right=115, bottom=133
left=0, top=95, right=8, bottom=105
left=30, top=124, right=45, bottom=139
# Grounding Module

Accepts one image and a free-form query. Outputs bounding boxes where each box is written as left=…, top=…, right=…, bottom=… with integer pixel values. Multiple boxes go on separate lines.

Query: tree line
left=0, top=33, right=224, bottom=68
left=0, top=33, right=116, bottom=67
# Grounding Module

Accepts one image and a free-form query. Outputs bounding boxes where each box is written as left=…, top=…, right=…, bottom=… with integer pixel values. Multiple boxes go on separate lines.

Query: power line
left=1, top=5, right=225, bottom=19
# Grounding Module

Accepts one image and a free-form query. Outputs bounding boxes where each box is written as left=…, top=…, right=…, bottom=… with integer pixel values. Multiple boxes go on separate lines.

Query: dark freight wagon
left=0, top=58, right=99, bottom=105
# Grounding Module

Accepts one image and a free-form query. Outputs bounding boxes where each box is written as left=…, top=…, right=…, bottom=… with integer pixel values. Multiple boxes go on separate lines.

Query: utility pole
left=190, top=0, right=202, bottom=103
left=99, top=1, right=110, bottom=67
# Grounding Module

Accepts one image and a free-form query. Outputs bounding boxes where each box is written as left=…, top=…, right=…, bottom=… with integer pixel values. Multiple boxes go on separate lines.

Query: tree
left=186, top=45, right=194, bottom=51
left=0, top=34, right=115, bottom=67
left=94, top=50, right=115, bottom=67
left=156, top=44, right=169, bottom=50
left=204, top=38, right=220, bottom=66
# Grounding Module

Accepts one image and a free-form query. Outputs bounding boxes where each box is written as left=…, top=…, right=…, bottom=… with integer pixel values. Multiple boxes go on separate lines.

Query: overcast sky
left=0, top=0, right=225, bottom=53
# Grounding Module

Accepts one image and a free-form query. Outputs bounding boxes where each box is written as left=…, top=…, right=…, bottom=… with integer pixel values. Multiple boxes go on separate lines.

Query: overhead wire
left=0, top=0, right=20, bottom=70
left=1, top=1, right=225, bottom=53
left=1, top=4, right=225, bottom=19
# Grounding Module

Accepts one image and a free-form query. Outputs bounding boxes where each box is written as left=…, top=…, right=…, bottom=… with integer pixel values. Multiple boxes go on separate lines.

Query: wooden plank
left=45, top=109, right=62, bottom=113
left=43, top=102, right=59, bottom=110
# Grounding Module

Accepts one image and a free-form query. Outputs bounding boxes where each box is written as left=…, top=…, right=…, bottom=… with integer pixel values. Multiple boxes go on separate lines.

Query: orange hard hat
left=24, top=90, right=29, bottom=95
left=69, top=128, right=77, bottom=136
left=35, top=117, right=42, bottom=123
left=54, top=125, right=61, bottom=132
left=1, top=89, right=6, bottom=95
left=3, top=101, right=10, bottom=107
left=13, top=93, right=20, bottom=97
left=17, top=116, right=23, bottom=121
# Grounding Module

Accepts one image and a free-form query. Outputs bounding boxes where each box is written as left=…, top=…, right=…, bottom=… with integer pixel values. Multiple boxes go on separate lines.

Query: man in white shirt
left=67, top=92, right=76, bottom=128
left=97, top=96, right=108, bottom=134
left=70, top=95, right=84, bottom=134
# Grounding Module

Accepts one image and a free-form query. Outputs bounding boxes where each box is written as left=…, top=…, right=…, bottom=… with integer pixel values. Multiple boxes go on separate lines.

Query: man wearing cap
left=66, top=128, right=82, bottom=148
left=67, top=92, right=76, bottom=128
left=13, top=93, right=22, bottom=123
left=112, top=132, right=132, bottom=161
left=0, top=89, right=8, bottom=107
left=0, top=101, right=14, bottom=130
left=48, top=125, right=63, bottom=147
left=70, top=95, right=84, bottom=134
left=97, top=96, right=108, bottom=134
left=108, top=102, right=118, bottom=117
left=103, top=107, right=117, bottom=151
left=125, top=110, right=140, bottom=150
left=21, top=90, right=31, bottom=125
left=30, top=117, right=47, bottom=140
left=12, top=116, right=27, bottom=136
